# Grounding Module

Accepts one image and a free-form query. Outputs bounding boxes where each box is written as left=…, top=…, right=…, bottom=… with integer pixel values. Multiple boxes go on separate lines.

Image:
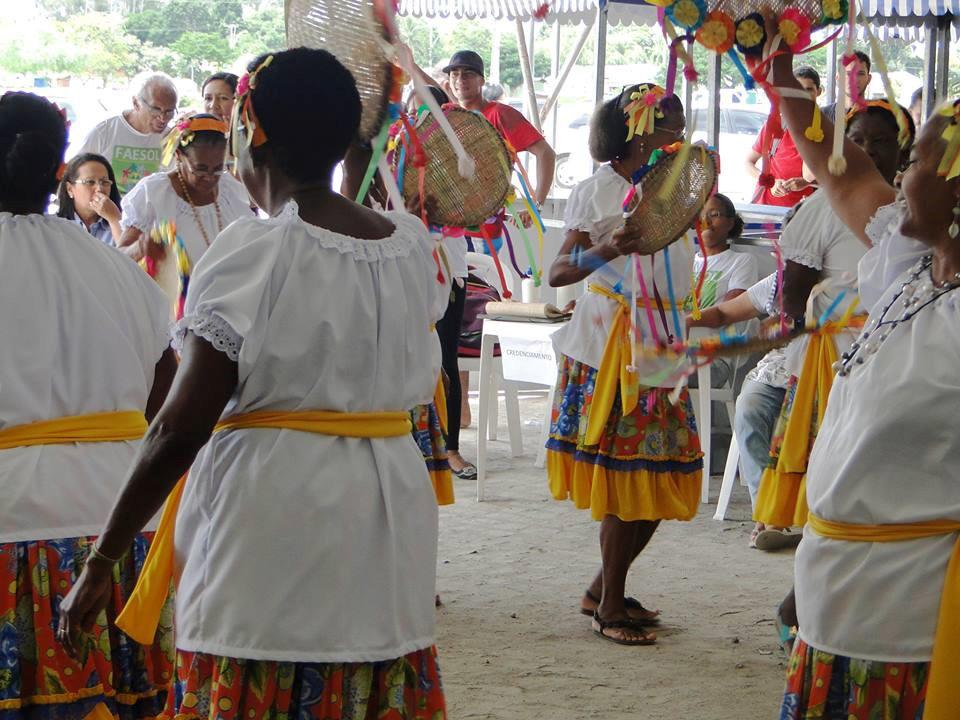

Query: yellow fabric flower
left=779, top=18, right=801, bottom=46
left=736, top=18, right=764, bottom=48
left=822, top=0, right=843, bottom=19
left=673, top=0, right=701, bottom=28
left=699, top=20, right=728, bottom=49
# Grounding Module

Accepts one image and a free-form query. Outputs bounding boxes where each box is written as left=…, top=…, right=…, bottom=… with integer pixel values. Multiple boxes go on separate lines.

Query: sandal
left=754, top=527, right=803, bottom=552
left=591, top=611, right=657, bottom=646
left=580, top=590, right=661, bottom=625
left=451, top=463, right=477, bottom=480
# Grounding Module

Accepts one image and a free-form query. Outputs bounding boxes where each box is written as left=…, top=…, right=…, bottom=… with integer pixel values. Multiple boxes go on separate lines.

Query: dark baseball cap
left=443, top=50, right=484, bottom=76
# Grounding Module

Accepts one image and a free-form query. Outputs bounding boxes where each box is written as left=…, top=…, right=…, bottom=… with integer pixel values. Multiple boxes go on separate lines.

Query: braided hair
left=589, top=84, right=684, bottom=163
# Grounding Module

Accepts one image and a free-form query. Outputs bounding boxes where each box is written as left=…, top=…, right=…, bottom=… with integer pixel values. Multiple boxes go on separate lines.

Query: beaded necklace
left=836, top=255, right=960, bottom=377
left=176, top=166, right=223, bottom=247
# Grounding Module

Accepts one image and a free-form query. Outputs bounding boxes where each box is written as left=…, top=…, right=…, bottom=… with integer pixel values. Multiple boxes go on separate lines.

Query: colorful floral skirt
left=545, top=355, right=703, bottom=522
left=780, top=639, right=928, bottom=719
left=0, top=534, right=174, bottom=720
left=161, top=647, right=446, bottom=720
left=410, top=403, right=454, bottom=506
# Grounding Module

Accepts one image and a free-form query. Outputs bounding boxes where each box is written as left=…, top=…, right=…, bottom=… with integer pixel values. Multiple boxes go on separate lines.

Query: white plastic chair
left=687, top=321, right=756, bottom=503
left=713, top=429, right=742, bottom=520
left=461, top=252, right=522, bottom=461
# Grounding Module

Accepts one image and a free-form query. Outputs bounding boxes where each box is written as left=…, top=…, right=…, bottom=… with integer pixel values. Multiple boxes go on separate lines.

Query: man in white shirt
left=78, top=71, right=177, bottom=195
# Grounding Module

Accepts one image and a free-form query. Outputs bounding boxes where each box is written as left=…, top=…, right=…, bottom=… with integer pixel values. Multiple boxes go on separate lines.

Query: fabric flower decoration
left=696, top=11, right=735, bottom=53
left=758, top=173, right=775, bottom=188
left=821, top=0, right=847, bottom=23
left=667, top=0, right=706, bottom=31
left=735, top=14, right=766, bottom=56
left=778, top=9, right=812, bottom=52
left=236, top=73, right=251, bottom=97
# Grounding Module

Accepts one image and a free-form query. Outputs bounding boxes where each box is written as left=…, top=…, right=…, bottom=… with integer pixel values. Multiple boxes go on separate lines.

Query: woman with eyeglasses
left=56, top=153, right=123, bottom=246
left=118, top=114, right=252, bottom=318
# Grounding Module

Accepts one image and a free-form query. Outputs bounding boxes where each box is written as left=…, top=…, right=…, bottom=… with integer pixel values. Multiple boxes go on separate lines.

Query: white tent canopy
left=396, top=0, right=657, bottom=25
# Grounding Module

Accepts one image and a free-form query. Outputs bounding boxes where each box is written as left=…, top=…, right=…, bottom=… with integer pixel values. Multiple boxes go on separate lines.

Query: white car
left=552, top=105, right=769, bottom=204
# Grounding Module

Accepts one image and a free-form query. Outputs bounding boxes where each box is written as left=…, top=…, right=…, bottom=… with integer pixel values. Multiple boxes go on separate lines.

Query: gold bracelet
left=88, top=541, right=121, bottom=565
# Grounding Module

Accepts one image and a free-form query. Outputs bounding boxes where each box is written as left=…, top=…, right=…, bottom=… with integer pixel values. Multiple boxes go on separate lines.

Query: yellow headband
left=161, top=116, right=228, bottom=166
left=845, top=99, right=912, bottom=150
left=937, top=100, right=960, bottom=181
left=230, top=55, right=274, bottom=160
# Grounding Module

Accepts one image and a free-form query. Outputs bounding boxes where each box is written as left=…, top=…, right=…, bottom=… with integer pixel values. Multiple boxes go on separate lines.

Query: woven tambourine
left=285, top=0, right=395, bottom=140
left=620, top=142, right=719, bottom=254
left=396, top=107, right=512, bottom=228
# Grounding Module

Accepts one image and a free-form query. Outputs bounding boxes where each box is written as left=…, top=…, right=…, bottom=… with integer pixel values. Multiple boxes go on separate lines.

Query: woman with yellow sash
left=58, top=49, right=448, bottom=719
left=0, top=92, right=176, bottom=719
left=546, top=84, right=702, bottom=646
left=752, top=101, right=916, bottom=550
left=767, top=40, right=960, bottom=720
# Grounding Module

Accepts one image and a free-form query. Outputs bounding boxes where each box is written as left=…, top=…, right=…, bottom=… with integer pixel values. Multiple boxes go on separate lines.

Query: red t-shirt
left=751, top=121, right=815, bottom=207
left=479, top=101, right=544, bottom=154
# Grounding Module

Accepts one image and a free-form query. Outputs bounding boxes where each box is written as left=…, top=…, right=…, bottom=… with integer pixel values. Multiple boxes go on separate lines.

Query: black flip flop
left=591, top=611, right=657, bottom=646
left=581, top=590, right=661, bottom=625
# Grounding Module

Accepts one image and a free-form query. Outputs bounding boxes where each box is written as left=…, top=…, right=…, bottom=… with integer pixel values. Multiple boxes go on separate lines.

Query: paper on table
left=485, top=301, right=572, bottom=321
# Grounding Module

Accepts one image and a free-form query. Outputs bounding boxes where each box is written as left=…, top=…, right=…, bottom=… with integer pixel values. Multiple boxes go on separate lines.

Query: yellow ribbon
left=808, top=513, right=960, bottom=720
left=0, top=411, right=147, bottom=450
left=115, top=408, right=412, bottom=645
left=584, top=285, right=677, bottom=446
left=754, top=319, right=863, bottom=527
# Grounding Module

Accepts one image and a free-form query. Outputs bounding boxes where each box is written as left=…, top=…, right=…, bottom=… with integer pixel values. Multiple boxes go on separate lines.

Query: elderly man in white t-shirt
left=78, top=72, right=177, bottom=195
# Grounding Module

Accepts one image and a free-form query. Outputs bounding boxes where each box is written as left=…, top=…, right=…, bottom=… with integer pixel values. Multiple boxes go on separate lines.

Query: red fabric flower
left=758, top=173, right=775, bottom=188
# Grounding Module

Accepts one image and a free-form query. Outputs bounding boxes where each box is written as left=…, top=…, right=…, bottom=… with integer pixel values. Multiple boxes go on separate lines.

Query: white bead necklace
left=835, top=255, right=960, bottom=378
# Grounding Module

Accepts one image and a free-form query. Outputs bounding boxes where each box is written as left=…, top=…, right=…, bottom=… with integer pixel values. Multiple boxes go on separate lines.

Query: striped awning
left=396, top=0, right=658, bottom=24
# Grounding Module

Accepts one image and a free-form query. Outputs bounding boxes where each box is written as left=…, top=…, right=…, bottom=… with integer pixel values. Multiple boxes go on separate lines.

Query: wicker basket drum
left=621, top=143, right=719, bottom=254
left=397, top=107, right=513, bottom=228
left=285, top=0, right=394, bottom=140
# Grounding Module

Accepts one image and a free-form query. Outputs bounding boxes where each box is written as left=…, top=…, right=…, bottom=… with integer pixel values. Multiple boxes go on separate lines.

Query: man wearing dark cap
left=412, top=49, right=556, bottom=208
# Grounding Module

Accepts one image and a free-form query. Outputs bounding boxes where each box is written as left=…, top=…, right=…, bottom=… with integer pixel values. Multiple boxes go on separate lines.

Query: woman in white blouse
left=58, top=48, right=448, bottom=719
left=118, top=114, right=251, bottom=317
left=766, top=45, right=960, bottom=719
left=0, top=92, right=175, bottom=719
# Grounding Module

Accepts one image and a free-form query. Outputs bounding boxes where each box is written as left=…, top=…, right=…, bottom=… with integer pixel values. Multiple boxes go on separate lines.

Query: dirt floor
left=435, top=392, right=795, bottom=720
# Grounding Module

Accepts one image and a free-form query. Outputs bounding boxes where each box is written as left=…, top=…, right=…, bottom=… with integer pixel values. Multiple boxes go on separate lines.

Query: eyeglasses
left=72, top=178, right=113, bottom=189
left=181, top=159, right=224, bottom=178
left=139, top=96, right=177, bottom=120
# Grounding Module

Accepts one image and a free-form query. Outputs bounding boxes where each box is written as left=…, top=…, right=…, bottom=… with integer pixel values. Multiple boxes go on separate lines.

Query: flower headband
left=844, top=99, right=912, bottom=150
left=230, top=55, right=273, bottom=161
left=161, top=116, right=228, bottom=166
left=937, top=100, right=960, bottom=181
left=623, top=84, right=667, bottom=141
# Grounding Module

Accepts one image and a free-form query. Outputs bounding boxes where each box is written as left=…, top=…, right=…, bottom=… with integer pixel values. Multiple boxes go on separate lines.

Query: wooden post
left=515, top=18, right=543, bottom=132
left=594, top=3, right=608, bottom=106
left=936, top=15, right=950, bottom=102
left=923, top=18, right=938, bottom=120
left=707, top=53, right=722, bottom=150
left=550, top=20, right=561, bottom=148
left=490, top=24, right=502, bottom=85
left=539, top=16, right=596, bottom=125
left=825, top=35, right=838, bottom=107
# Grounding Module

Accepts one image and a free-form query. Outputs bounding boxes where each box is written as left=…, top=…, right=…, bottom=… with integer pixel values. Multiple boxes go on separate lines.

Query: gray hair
left=130, top=71, right=178, bottom=101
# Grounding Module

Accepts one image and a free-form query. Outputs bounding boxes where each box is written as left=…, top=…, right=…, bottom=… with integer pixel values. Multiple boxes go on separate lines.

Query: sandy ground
left=435, top=391, right=795, bottom=720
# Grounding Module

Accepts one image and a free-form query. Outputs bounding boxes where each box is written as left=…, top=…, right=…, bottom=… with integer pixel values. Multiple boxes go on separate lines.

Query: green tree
left=170, top=31, right=233, bottom=80
left=126, top=0, right=242, bottom=47
left=235, top=5, right=286, bottom=58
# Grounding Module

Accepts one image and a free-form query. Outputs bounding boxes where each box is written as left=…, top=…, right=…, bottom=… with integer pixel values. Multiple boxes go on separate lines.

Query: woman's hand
left=57, top=556, right=114, bottom=658
left=92, top=191, right=121, bottom=224
left=140, top=233, right=166, bottom=262
left=608, top=225, right=655, bottom=256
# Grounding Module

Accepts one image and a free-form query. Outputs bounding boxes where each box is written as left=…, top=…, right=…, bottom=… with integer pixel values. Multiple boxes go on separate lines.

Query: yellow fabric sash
left=433, top=375, right=448, bottom=436
left=116, top=409, right=412, bottom=645
left=754, top=318, right=865, bottom=526
left=0, top=411, right=147, bottom=450
left=584, top=284, right=677, bottom=446
left=808, top=513, right=960, bottom=720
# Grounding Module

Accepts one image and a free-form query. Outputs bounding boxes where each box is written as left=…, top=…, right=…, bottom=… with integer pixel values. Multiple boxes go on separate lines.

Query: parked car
left=552, top=105, right=769, bottom=203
